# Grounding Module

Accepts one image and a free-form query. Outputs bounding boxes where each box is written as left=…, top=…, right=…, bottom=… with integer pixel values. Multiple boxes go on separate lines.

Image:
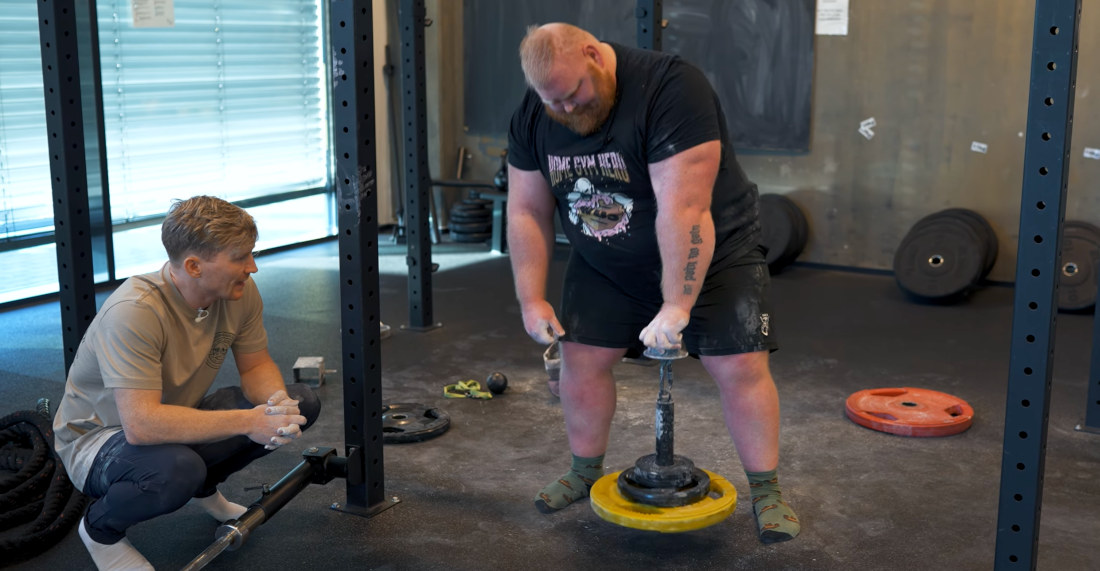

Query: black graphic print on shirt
left=550, top=151, right=634, bottom=241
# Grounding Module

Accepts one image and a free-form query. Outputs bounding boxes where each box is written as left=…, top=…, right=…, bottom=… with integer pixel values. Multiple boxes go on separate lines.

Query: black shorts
left=559, top=245, right=778, bottom=356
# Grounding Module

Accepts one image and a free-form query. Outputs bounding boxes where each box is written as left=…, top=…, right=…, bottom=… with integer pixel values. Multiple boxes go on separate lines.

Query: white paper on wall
left=817, top=0, right=850, bottom=36
left=131, top=0, right=174, bottom=28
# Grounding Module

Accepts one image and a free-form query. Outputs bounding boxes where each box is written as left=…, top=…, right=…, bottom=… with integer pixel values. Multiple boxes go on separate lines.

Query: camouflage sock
left=747, top=469, right=801, bottom=544
left=534, top=454, right=604, bottom=513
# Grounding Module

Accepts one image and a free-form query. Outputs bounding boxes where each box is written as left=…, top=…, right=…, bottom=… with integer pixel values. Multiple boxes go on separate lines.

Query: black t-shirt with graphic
left=508, top=42, right=760, bottom=301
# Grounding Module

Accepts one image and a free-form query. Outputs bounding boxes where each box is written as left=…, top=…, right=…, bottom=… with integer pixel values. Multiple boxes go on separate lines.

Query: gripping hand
left=639, top=305, right=691, bottom=351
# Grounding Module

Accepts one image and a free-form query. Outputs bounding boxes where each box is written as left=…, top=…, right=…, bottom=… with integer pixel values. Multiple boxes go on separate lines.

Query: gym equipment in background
left=893, top=208, right=998, bottom=303
left=590, top=347, right=736, bottom=532
left=1057, top=220, right=1100, bottom=313
left=845, top=387, right=974, bottom=437
left=758, top=193, right=809, bottom=275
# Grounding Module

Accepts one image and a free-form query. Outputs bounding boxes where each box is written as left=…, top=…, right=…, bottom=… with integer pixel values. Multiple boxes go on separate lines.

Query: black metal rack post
left=995, top=0, right=1081, bottom=568
left=330, top=0, right=390, bottom=516
left=37, top=0, right=110, bottom=372
left=399, top=0, right=439, bottom=331
left=635, top=0, right=663, bottom=51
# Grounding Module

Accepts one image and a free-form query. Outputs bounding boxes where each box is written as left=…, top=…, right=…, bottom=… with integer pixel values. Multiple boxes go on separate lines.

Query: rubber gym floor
left=2, top=237, right=1097, bottom=570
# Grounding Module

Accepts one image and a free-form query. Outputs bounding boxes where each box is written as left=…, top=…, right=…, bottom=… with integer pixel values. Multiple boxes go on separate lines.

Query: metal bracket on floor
left=331, top=495, right=402, bottom=519
left=329, top=445, right=400, bottom=518
left=1073, top=422, right=1100, bottom=435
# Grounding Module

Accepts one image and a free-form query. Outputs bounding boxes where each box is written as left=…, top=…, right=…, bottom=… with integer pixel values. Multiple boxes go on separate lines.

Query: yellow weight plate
left=589, top=469, right=737, bottom=533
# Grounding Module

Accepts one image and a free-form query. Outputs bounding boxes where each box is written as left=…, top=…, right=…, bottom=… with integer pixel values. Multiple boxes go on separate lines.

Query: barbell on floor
left=181, top=446, right=347, bottom=570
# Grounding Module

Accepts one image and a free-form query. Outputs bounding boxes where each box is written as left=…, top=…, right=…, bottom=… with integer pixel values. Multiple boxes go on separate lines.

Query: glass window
left=0, top=2, right=53, bottom=244
left=98, top=0, right=330, bottom=221
left=0, top=0, right=333, bottom=305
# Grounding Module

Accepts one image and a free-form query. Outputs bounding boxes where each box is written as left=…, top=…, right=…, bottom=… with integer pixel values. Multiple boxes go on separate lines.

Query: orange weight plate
left=845, top=387, right=974, bottom=437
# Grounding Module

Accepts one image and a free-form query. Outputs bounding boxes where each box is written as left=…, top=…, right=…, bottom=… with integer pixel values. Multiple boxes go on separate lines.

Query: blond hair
left=161, top=196, right=257, bottom=264
left=519, top=23, right=597, bottom=89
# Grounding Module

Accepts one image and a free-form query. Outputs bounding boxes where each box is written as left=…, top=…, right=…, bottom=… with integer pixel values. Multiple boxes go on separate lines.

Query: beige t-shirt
left=53, top=263, right=268, bottom=491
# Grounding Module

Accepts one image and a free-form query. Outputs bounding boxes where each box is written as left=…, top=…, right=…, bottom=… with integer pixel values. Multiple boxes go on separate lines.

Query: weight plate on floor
left=590, top=469, right=737, bottom=533
left=451, top=203, right=488, bottom=214
left=845, top=387, right=973, bottom=437
left=1058, top=220, right=1100, bottom=312
left=893, top=216, right=985, bottom=302
left=449, top=210, right=491, bottom=223
left=934, top=209, right=998, bottom=279
left=382, top=403, right=450, bottom=443
left=759, top=193, right=808, bottom=275
left=450, top=221, right=492, bottom=234
left=451, top=231, right=491, bottom=243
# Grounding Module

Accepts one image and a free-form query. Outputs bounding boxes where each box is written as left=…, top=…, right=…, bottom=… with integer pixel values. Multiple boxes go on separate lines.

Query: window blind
left=1, top=1, right=330, bottom=235
left=98, top=0, right=330, bottom=222
left=0, top=0, right=332, bottom=302
left=0, top=2, right=52, bottom=241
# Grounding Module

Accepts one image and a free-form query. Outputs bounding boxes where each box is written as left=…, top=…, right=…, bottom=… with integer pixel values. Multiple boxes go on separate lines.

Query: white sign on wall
left=817, top=0, right=850, bottom=36
left=131, top=0, right=175, bottom=28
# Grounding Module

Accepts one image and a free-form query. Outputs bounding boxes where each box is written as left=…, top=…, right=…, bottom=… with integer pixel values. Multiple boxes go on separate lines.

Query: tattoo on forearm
left=684, top=261, right=697, bottom=282
left=681, top=226, right=703, bottom=295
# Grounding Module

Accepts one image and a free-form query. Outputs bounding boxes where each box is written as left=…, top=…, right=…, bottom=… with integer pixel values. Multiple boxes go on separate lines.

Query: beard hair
left=545, top=63, right=616, bottom=136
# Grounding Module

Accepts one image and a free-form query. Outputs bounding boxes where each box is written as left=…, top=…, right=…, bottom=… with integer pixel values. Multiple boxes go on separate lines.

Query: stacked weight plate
left=758, top=193, right=809, bottom=275
left=448, top=197, right=492, bottom=243
left=893, top=208, right=998, bottom=303
left=1058, top=220, right=1100, bottom=312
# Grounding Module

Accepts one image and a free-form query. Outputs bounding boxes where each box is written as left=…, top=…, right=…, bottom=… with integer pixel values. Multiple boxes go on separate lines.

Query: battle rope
left=0, top=399, right=88, bottom=565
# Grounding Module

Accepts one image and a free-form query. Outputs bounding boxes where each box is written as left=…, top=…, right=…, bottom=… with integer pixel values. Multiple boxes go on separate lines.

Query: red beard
left=545, top=63, right=616, bottom=136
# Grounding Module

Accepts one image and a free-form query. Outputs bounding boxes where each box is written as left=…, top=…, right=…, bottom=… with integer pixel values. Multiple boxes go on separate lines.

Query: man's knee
left=286, top=383, right=321, bottom=429
left=560, top=342, right=626, bottom=374
left=702, top=351, right=772, bottom=386
left=161, top=449, right=209, bottom=505
left=117, top=445, right=207, bottom=510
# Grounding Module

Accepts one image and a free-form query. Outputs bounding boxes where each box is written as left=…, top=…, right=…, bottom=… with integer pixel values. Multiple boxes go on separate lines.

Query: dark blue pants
left=81, top=383, right=321, bottom=544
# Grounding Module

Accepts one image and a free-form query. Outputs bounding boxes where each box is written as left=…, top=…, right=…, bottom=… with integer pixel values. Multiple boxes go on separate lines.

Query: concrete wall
left=376, top=0, right=467, bottom=227
left=374, top=0, right=396, bottom=226
left=744, top=0, right=1100, bottom=282
left=420, top=1, right=1100, bottom=282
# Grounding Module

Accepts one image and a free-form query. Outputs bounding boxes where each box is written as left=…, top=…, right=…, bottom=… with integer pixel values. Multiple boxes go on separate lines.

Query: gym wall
left=416, top=0, right=1100, bottom=282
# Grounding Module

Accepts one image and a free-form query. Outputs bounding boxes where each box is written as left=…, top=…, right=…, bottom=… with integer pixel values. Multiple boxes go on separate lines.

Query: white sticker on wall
left=858, top=117, right=875, bottom=139
left=130, top=0, right=174, bottom=28
left=1084, top=147, right=1100, bottom=160
left=971, top=141, right=989, bottom=154
left=817, top=0, right=850, bottom=36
